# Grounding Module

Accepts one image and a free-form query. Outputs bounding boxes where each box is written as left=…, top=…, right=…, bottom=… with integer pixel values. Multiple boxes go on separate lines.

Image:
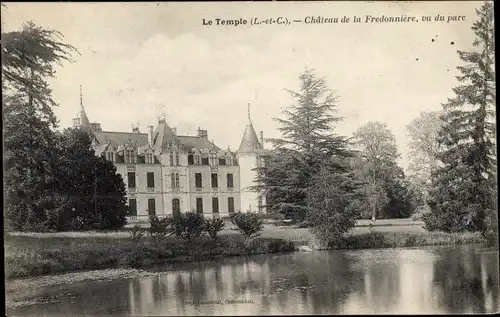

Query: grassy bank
left=4, top=234, right=295, bottom=279
left=334, top=230, right=486, bottom=250
left=5, top=225, right=487, bottom=280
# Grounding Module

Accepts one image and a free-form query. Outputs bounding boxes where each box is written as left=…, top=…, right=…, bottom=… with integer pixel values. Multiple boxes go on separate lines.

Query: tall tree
left=2, top=21, right=77, bottom=126
left=405, top=111, right=443, bottom=202
left=3, top=22, right=77, bottom=231
left=257, top=69, right=361, bottom=240
left=353, top=121, right=400, bottom=222
left=425, top=1, right=495, bottom=233
left=56, top=129, right=128, bottom=230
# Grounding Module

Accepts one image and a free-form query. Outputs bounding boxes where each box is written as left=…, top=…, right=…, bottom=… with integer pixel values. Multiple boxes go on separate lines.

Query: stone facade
left=72, top=98, right=266, bottom=220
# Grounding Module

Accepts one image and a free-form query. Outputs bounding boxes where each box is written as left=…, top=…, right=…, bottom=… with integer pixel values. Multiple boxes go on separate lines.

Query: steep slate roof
left=151, top=120, right=175, bottom=151
left=76, top=86, right=91, bottom=130
left=94, top=131, right=149, bottom=148
left=177, top=136, right=221, bottom=151
left=237, top=120, right=262, bottom=153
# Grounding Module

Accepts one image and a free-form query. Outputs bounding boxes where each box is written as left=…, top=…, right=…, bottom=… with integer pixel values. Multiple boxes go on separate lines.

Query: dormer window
left=210, top=153, right=218, bottom=166
left=125, top=149, right=136, bottom=164
left=194, top=155, right=201, bottom=165
left=146, top=153, right=153, bottom=164
left=106, top=151, right=114, bottom=162
left=225, top=156, right=232, bottom=166
left=169, top=152, right=174, bottom=166
left=175, top=153, right=180, bottom=166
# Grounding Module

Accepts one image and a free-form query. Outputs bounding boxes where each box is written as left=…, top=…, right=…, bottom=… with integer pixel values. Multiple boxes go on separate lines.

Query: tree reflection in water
left=7, top=246, right=499, bottom=316
left=431, top=246, right=499, bottom=314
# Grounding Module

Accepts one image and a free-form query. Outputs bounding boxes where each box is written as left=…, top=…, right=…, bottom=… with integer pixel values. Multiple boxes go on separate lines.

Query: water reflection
left=8, top=245, right=500, bottom=316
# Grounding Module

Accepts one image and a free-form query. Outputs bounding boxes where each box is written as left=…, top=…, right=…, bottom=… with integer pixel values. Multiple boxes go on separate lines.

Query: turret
left=72, top=85, right=93, bottom=133
left=236, top=103, right=265, bottom=213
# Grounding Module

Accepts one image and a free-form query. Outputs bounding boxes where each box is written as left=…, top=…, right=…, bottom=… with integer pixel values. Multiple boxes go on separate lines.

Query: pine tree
left=3, top=22, right=77, bottom=231
left=425, top=1, right=496, bottom=233
left=257, top=69, right=360, bottom=232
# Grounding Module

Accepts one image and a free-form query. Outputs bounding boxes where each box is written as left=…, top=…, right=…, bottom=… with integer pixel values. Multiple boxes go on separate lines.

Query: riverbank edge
left=5, top=231, right=487, bottom=280
left=6, top=230, right=486, bottom=278
left=5, top=230, right=488, bottom=309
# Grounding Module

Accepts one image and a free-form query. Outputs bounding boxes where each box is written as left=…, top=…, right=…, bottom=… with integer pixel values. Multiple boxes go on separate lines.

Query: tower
left=72, top=85, right=91, bottom=130
left=236, top=103, right=265, bottom=213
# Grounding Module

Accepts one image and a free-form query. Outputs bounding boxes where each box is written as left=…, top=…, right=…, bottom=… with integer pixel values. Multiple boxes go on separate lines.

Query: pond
left=7, top=244, right=499, bottom=315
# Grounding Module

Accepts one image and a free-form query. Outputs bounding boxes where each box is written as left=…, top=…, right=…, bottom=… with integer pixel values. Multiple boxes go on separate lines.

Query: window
left=172, top=198, right=180, bottom=218
left=212, top=197, right=219, bottom=214
left=169, top=153, right=174, bottom=166
left=106, top=152, right=114, bottom=162
left=219, top=158, right=226, bottom=165
left=146, top=153, right=153, bottom=164
left=171, top=173, right=176, bottom=188
left=258, top=197, right=263, bottom=212
left=148, top=198, right=156, bottom=216
left=128, top=199, right=137, bottom=216
left=175, top=173, right=180, bottom=187
left=188, top=155, right=194, bottom=165
left=196, top=198, right=203, bottom=213
left=202, top=157, right=209, bottom=165
left=125, top=149, right=136, bottom=164
left=227, top=173, right=234, bottom=188
left=210, top=153, right=217, bottom=166
left=211, top=173, right=218, bottom=188
left=127, top=172, right=136, bottom=188
left=195, top=173, right=202, bottom=188
left=225, top=156, right=232, bottom=166
left=147, top=172, right=155, bottom=188
left=195, top=155, right=201, bottom=165
left=228, top=197, right=235, bottom=213
left=175, top=153, right=180, bottom=166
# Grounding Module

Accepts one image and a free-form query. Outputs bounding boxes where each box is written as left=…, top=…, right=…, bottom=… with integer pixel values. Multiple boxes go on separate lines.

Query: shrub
left=204, top=217, right=225, bottom=239
left=483, top=208, right=499, bottom=247
left=230, top=212, right=264, bottom=238
left=129, top=224, right=145, bottom=243
left=148, top=215, right=172, bottom=238
left=178, top=211, right=205, bottom=242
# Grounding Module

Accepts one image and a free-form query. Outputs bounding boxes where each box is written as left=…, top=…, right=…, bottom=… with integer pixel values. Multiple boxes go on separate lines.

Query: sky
left=1, top=1, right=484, bottom=170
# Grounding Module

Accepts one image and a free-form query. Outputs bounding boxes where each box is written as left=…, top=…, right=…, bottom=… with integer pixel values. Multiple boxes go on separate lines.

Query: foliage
left=425, top=2, right=496, bottom=233
left=306, top=164, right=364, bottom=245
left=178, top=211, right=205, bottom=242
left=255, top=69, right=357, bottom=226
left=2, top=22, right=128, bottom=232
left=2, top=21, right=78, bottom=126
left=55, top=129, right=128, bottom=230
left=148, top=215, right=173, bottom=238
left=203, top=217, right=225, bottom=239
left=230, top=212, right=264, bottom=238
left=381, top=167, right=420, bottom=219
left=405, top=111, right=443, bottom=202
left=353, top=122, right=405, bottom=220
left=129, top=224, right=145, bottom=243
left=3, top=94, right=61, bottom=231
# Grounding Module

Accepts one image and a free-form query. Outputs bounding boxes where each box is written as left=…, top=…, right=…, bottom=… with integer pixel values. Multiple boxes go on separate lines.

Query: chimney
left=260, top=131, right=264, bottom=148
left=197, top=128, right=208, bottom=138
left=132, top=127, right=139, bottom=133
left=90, top=122, right=102, bottom=131
left=148, top=125, right=154, bottom=145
